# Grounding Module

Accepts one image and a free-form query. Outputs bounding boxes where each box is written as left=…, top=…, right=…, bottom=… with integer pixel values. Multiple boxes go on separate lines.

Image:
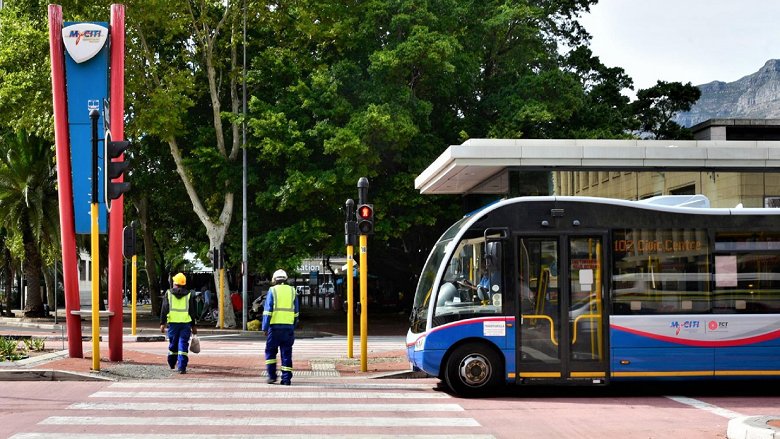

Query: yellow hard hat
left=173, top=273, right=187, bottom=286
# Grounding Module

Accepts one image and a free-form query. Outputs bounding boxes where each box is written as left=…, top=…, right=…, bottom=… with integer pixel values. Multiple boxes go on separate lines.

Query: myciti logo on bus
left=62, top=23, right=108, bottom=63
left=669, top=320, right=700, bottom=336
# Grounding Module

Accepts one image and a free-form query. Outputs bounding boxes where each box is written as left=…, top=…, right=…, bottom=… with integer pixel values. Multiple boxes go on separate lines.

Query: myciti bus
left=407, top=196, right=780, bottom=396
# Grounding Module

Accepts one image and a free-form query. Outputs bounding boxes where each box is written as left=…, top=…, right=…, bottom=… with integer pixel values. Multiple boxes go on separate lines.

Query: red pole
left=108, top=3, right=126, bottom=361
left=48, top=4, right=84, bottom=358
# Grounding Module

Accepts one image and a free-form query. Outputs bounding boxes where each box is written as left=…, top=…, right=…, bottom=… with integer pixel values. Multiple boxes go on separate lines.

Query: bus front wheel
left=444, top=343, right=502, bottom=397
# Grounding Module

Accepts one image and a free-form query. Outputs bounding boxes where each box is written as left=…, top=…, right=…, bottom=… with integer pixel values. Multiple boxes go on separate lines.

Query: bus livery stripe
left=611, top=324, right=780, bottom=347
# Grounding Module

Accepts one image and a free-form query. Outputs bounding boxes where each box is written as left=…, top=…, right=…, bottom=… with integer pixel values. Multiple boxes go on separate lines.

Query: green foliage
left=0, top=0, right=701, bottom=304
left=0, top=336, right=44, bottom=361
left=23, top=337, right=46, bottom=352
left=0, top=131, right=58, bottom=315
left=0, top=337, right=23, bottom=361
left=632, top=81, right=702, bottom=139
left=0, top=3, right=53, bottom=139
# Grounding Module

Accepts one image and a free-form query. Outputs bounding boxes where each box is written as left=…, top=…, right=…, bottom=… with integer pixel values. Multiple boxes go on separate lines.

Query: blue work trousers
left=167, top=322, right=192, bottom=372
left=265, top=326, right=295, bottom=383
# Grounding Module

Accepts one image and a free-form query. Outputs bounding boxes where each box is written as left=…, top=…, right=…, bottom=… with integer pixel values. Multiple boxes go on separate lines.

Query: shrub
left=0, top=337, right=23, bottom=361
left=23, top=337, right=45, bottom=352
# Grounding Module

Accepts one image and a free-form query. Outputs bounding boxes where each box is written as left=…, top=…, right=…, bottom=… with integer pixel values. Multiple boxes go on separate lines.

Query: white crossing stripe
left=107, top=381, right=434, bottom=390
left=12, top=434, right=495, bottom=439
left=70, top=402, right=463, bottom=412
left=41, top=416, right=480, bottom=427
left=665, top=396, right=746, bottom=419
left=91, top=391, right=449, bottom=399
left=11, top=375, right=493, bottom=438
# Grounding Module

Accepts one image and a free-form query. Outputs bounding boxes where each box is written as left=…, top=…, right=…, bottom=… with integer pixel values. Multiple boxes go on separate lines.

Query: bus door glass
left=567, top=236, right=607, bottom=380
left=517, top=235, right=607, bottom=381
left=518, top=237, right=561, bottom=375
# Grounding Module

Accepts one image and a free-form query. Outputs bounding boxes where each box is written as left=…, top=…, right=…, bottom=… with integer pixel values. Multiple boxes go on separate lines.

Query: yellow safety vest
left=167, top=290, right=192, bottom=323
left=269, top=284, right=296, bottom=325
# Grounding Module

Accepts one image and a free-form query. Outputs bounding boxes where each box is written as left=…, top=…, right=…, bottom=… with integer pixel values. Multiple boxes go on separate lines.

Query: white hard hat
left=272, top=269, right=288, bottom=283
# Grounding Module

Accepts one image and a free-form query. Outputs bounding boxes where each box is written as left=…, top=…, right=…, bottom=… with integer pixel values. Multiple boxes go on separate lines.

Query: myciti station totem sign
left=60, top=20, right=110, bottom=235
left=49, top=4, right=127, bottom=362
left=62, top=22, right=108, bottom=63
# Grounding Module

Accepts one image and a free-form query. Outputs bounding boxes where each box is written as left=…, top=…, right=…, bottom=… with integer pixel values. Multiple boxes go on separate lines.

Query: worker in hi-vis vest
left=160, top=272, right=198, bottom=374
left=262, top=269, right=300, bottom=385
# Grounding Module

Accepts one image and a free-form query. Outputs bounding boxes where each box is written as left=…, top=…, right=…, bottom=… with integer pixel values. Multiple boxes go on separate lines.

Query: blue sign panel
left=63, top=21, right=108, bottom=234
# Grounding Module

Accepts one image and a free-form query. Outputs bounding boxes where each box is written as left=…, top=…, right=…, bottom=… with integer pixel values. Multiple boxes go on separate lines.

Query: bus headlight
left=414, top=336, right=426, bottom=352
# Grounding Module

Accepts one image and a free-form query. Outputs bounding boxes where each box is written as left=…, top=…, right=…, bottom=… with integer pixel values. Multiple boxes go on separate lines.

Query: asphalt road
left=2, top=378, right=778, bottom=438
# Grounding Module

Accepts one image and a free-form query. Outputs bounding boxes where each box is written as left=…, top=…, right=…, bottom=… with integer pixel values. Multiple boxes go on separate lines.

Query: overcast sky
left=579, top=0, right=780, bottom=94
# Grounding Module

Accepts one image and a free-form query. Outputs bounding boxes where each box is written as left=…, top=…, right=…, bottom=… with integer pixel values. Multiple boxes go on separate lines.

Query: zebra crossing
left=9, top=381, right=495, bottom=439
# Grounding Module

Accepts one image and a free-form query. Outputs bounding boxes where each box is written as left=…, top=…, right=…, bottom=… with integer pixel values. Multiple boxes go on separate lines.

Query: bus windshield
left=410, top=216, right=470, bottom=333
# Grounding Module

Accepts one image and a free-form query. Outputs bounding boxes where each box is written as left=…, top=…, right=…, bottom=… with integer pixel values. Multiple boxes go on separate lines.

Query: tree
left=632, top=80, right=702, bottom=139
left=0, top=0, right=669, bottom=316
left=0, top=1, right=54, bottom=139
left=126, top=0, right=245, bottom=326
left=241, top=0, right=618, bottom=291
left=0, top=131, right=59, bottom=317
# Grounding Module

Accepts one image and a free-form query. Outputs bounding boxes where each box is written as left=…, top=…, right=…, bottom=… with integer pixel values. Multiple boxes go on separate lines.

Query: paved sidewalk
left=0, top=305, right=415, bottom=382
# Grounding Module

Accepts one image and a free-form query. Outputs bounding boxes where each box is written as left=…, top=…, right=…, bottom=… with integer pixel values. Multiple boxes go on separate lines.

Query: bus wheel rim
left=459, top=353, right=490, bottom=387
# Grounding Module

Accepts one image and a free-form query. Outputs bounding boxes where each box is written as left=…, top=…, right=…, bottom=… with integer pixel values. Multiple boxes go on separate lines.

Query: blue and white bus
left=406, top=196, right=780, bottom=396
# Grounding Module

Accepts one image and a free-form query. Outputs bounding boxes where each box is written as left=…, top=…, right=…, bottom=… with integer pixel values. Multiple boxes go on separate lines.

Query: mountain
left=674, top=59, right=780, bottom=127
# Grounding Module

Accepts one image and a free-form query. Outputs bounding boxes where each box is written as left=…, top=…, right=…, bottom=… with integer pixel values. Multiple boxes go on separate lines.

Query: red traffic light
left=357, top=204, right=373, bottom=219
left=356, top=203, right=374, bottom=235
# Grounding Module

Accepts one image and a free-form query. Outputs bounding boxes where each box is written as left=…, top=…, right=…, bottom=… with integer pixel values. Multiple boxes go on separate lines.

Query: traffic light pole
left=346, top=244, right=354, bottom=358
left=359, top=234, right=368, bottom=372
left=357, top=178, right=370, bottom=372
left=345, top=199, right=356, bottom=358
left=131, top=253, right=137, bottom=335
left=89, top=108, right=101, bottom=372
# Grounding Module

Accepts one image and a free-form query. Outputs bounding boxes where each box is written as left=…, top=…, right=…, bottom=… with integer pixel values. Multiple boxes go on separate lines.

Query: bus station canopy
left=415, top=138, right=780, bottom=195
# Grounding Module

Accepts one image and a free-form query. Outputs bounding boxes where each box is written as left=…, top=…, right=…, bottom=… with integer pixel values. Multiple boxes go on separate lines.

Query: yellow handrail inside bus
left=571, top=313, right=602, bottom=345
left=534, top=268, right=550, bottom=316
left=521, top=314, right=558, bottom=346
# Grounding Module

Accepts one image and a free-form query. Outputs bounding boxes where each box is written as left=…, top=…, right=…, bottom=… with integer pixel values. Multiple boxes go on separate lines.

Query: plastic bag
left=247, top=319, right=261, bottom=331
left=190, top=335, right=201, bottom=353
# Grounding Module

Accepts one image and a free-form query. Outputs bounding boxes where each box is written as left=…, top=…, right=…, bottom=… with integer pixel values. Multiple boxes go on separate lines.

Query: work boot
left=266, top=377, right=277, bottom=384
left=280, top=381, right=291, bottom=386
left=178, top=369, right=187, bottom=374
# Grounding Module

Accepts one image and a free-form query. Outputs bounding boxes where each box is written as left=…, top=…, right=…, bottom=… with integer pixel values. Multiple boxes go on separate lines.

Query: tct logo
left=708, top=320, right=728, bottom=331
left=669, top=320, right=700, bottom=336
left=62, top=23, right=108, bottom=63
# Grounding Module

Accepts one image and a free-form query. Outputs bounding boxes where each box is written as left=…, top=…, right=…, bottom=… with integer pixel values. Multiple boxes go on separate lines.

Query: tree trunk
left=23, top=240, right=45, bottom=317
left=134, top=195, right=162, bottom=316
left=3, top=249, right=13, bottom=316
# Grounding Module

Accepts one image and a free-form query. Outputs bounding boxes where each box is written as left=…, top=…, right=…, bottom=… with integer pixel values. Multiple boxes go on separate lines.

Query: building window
left=765, top=197, right=780, bottom=208
left=671, top=184, right=696, bottom=195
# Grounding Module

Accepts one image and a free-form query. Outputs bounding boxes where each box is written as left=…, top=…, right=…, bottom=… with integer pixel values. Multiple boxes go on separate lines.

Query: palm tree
left=0, top=131, right=59, bottom=317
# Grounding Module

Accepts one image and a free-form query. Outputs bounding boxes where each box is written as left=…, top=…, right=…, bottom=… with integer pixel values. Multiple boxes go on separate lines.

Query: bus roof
left=463, top=195, right=780, bottom=224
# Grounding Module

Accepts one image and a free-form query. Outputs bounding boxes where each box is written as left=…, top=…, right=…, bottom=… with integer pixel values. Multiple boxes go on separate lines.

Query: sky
left=579, top=0, right=780, bottom=95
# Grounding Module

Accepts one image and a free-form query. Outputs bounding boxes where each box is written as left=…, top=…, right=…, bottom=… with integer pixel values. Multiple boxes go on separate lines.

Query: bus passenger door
left=516, top=235, right=607, bottom=383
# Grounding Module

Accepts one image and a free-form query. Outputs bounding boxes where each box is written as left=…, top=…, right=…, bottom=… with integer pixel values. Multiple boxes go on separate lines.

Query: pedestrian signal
left=105, top=138, right=131, bottom=202
left=356, top=204, right=374, bottom=235
left=123, top=225, right=136, bottom=258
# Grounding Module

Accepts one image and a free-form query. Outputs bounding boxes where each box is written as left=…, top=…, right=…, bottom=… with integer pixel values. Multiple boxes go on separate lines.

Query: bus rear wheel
left=444, top=343, right=502, bottom=397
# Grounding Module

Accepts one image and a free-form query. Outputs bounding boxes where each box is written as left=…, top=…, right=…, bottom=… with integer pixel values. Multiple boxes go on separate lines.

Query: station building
left=415, top=119, right=780, bottom=209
